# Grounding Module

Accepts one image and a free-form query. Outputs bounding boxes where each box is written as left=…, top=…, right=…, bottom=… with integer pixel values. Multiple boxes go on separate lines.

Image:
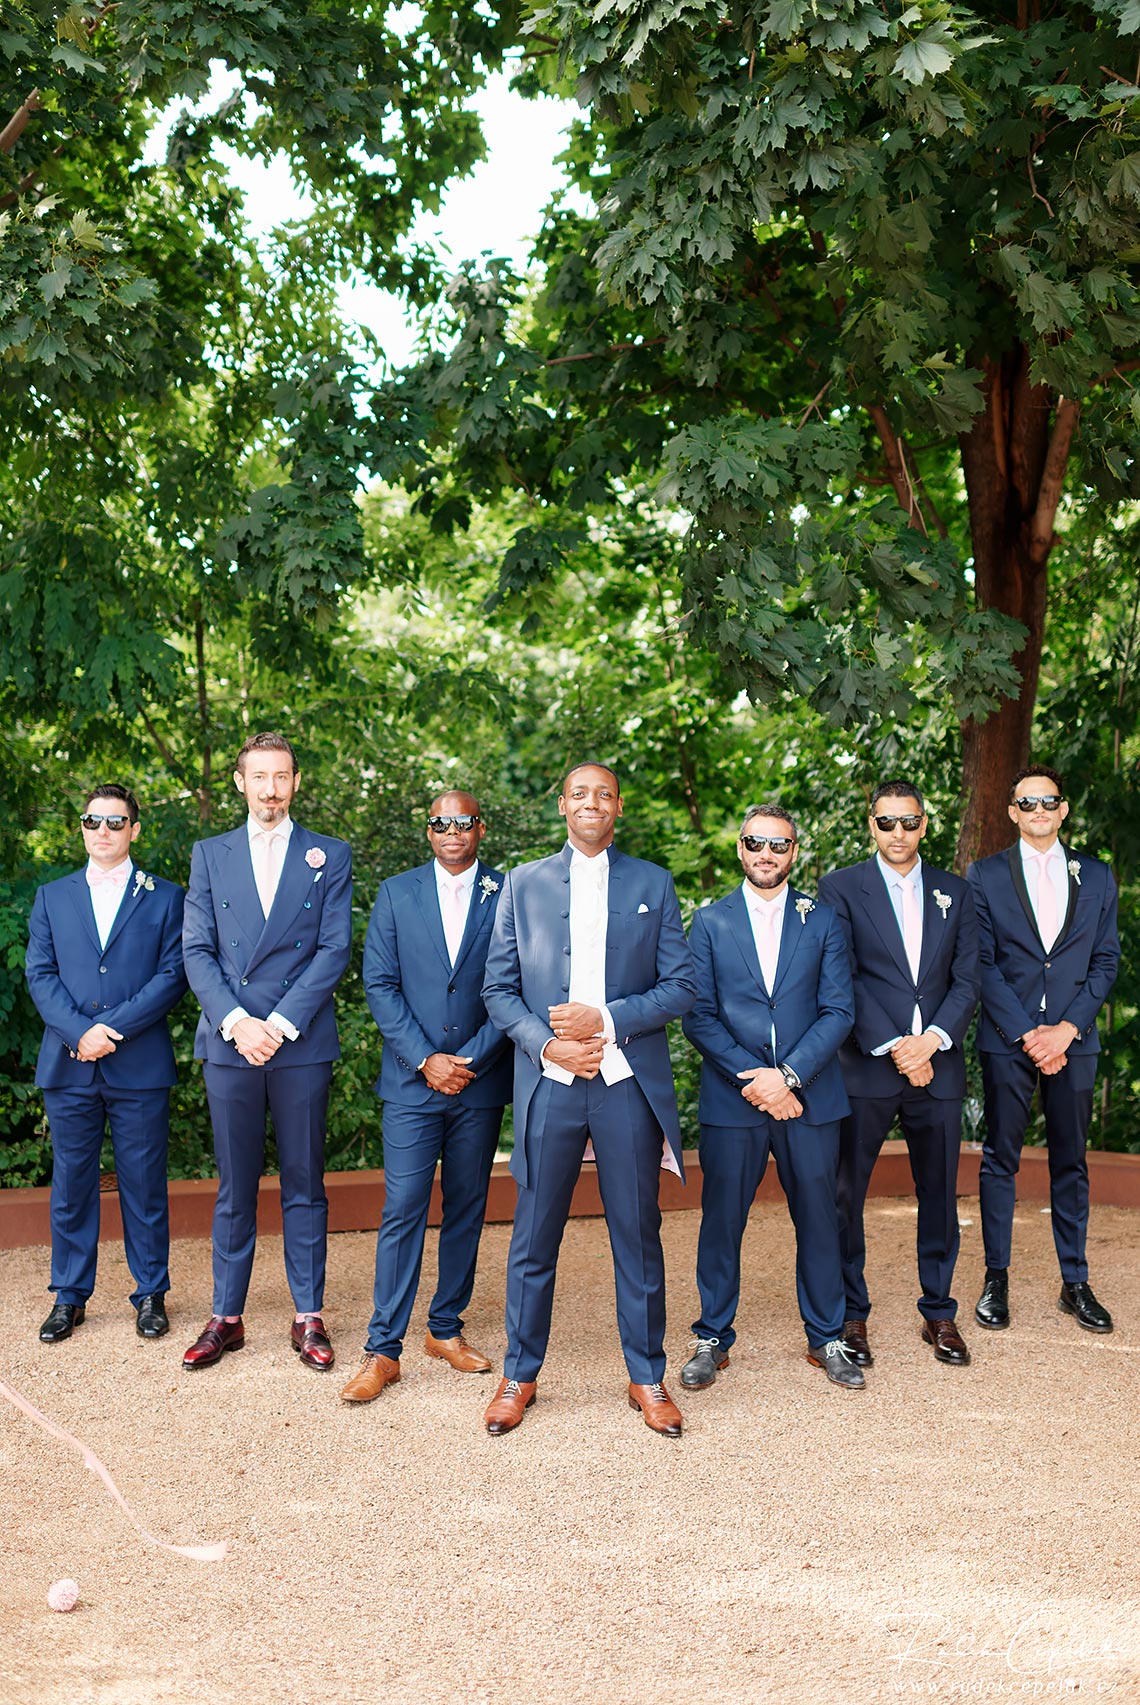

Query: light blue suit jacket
left=482, top=843, right=697, bottom=1186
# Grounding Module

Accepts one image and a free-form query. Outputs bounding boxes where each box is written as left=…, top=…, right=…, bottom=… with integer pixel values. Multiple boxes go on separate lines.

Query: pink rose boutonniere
left=305, top=846, right=326, bottom=882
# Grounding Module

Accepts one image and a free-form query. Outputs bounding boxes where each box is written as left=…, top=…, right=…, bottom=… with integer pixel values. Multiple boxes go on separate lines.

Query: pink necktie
left=1034, top=851, right=1059, bottom=949
left=444, top=879, right=466, bottom=965
left=253, top=832, right=283, bottom=917
left=900, top=877, right=922, bottom=981
left=87, top=867, right=127, bottom=889
left=758, top=903, right=779, bottom=990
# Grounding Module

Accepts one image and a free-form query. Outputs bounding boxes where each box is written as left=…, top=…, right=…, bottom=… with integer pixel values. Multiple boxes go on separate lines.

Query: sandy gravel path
left=2, top=1197, right=1138, bottom=1705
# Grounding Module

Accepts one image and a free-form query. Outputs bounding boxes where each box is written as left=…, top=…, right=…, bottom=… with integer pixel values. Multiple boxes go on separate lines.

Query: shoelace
left=645, top=1383, right=669, bottom=1401
left=690, top=1337, right=720, bottom=1356
left=503, top=1380, right=523, bottom=1397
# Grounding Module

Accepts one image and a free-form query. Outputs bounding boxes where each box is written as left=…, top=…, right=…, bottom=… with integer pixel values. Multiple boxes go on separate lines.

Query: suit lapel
left=1052, top=843, right=1080, bottom=950
left=67, top=870, right=102, bottom=955
left=771, top=888, right=805, bottom=993
left=724, top=886, right=767, bottom=988
left=1007, top=844, right=1044, bottom=947
left=103, top=867, right=144, bottom=954
left=451, top=862, right=496, bottom=975
left=862, top=859, right=913, bottom=985
left=917, top=863, right=945, bottom=984
left=416, top=862, right=456, bottom=975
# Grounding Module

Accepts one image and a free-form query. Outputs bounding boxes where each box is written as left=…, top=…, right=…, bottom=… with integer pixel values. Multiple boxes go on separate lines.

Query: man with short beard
left=682, top=804, right=860, bottom=1389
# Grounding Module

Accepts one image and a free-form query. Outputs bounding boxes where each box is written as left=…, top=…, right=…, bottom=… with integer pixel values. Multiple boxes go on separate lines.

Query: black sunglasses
left=80, top=813, right=131, bottom=831
left=740, top=834, right=796, bottom=854
left=1015, top=795, right=1064, bottom=812
left=873, top=814, right=924, bottom=832
left=427, top=815, right=480, bottom=833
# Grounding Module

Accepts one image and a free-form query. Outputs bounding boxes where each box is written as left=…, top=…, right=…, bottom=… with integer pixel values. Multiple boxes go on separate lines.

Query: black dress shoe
left=40, top=1303, right=85, bottom=1343
left=136, top=1295, right=169, bottom=1338
left=974, top=1271, right=1009, bottom=1329
left=842, top=1318, right=873, bottom=1367
left=1059, top=1282, right=1113, bottom=1333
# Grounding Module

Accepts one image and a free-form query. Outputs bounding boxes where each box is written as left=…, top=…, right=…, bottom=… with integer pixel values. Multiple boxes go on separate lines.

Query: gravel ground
left=3, top=1195, right=1138, bottom=1705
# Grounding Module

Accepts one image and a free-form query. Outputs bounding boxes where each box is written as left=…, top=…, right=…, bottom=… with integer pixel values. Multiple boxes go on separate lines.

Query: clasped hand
left=421, top=1053, right=475, bottom=1095
left=75, top=1023, right=123, bottom=1061
left=547, top=1003, right=606, bottom=1079
left=736, top=1066, right=802, bottom=1120
left=890, top=1031, right=940, bottom=1088
left=1022, top=1021, right=1078, bottom=1075
left=231, top=1016, right=283, bottom=1066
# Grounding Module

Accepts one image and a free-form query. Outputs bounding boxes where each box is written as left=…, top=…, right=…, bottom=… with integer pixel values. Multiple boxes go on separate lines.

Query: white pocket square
left=637, top=902, right=650, bottom=914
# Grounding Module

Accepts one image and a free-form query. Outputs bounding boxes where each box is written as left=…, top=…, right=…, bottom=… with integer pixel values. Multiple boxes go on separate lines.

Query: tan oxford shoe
left=339, top=1352, right=401, bottom=1403
left=484, top=1377, right=536, bottom=1434
left=424, top=1332, right=493, bottom=1373
left=628, top=1381, right=683, bottom=1437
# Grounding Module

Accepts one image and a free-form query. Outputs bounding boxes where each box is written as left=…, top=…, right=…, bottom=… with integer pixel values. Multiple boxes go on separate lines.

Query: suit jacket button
left=91, top=1001, right=99, bottom=1009
left=240, top=978, right=248, bottom=986
left=561, top=983, right=569, bottom=993
left=281, top=979, right=288, bottom=988
left=563, top=946, right=571, bottom=956
left=560, top=910, right=569, bottom=919
left=99, top=965, right=107, bottom=974
left=1044, top=960, right=1051, bottom=968
left=448, top=984, right=455, bottom=994
left=294, top=940, right=302, bottom=948
left=303, top=900, right=312, bottom=909
left=230, top=939, right=239, bottom=947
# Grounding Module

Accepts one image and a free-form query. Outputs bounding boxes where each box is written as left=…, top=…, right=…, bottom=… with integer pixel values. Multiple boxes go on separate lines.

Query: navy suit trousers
left=365, top=1099, right=502, bottom=1357
left=43, top=1084, right=171, bottom=1307
left=203, top=1062, right=331, bottom=1315
left=979, top=1051, right=1096, bottom=1281
left=837, top=1091, right=963, bottom=1321
left=504, top=1074, right=667, bottom=1384
left=694, top=1117, right=845, bottom=1350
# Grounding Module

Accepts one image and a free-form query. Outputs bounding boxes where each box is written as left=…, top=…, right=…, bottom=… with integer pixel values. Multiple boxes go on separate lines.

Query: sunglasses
left=1015, top=795, right=1064, bottom=812
left=873, top=814, right=924, bottom=832
left=740, top=835, right=796, bottom=854
left=80, top=813, right=132, bottom=831
left=427, top=815, right=480, bottom=833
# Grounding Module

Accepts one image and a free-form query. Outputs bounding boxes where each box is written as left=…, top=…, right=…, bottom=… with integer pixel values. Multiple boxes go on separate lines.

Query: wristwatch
left=416, top=1057, right=428, bottom=1073
left=779, top=1064, right=801, bottom=1090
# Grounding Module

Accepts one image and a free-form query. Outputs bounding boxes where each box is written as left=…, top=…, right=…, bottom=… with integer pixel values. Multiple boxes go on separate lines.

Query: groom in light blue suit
left=480, top=764, right=697, bottom=1438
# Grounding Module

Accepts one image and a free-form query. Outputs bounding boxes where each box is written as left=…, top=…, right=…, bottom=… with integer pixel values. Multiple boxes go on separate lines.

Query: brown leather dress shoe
left=842, top=1318, right=873, bottom=1367
left=424, top=1332, right=492, bottom=1373
left=291, top=1315, right=334, bottom=1370
left=339, top=1353, right=401, bottom=1403
left=182, top=1316, right=244, bottom=1369
left=484, top=1377, right=536, bottom=1434
left=628, top=1381, right=683, bottom=1438
left=922, top=1317, right=971, bottom=1365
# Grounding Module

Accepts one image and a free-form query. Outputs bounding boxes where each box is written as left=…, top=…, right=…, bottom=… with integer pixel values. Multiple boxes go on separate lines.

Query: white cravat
left=248, top=816, right=293, bottom=918
left=435, top=861, right=475, bottom=967
left=86, top=859, right=133, bottom=950
left=1023, top=841, right=1066, bottom=953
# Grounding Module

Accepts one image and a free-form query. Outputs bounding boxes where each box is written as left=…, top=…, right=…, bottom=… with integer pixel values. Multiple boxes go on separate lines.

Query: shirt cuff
left=220, top=1007, right=249, bottom=1042
left=267, top=1010, right=299, bottom=1042
left=540, top=1039, right=575, bottom=1086
left=929, top=1026, right=952, bottom=1052
left=599, top=1005, right=617, bottom=1043
left=871, top=1036, right=904, bottom=1057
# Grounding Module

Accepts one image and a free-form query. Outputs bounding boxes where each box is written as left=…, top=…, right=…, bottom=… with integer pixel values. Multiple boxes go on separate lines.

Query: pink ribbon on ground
left=0, top=1372, right=227, bottom=1562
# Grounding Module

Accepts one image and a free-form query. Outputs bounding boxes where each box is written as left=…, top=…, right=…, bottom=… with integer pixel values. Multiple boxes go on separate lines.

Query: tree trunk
left=954, top=344, right=1078, bottom=870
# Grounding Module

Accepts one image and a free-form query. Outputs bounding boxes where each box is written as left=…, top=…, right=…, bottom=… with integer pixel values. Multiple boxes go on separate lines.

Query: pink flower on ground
left=304, top=847, right=326, bottom=869
left=47, top=1579, right=79, bottom=1612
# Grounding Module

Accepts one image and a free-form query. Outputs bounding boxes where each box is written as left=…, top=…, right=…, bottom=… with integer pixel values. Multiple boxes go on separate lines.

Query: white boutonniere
left=933, top=889, right=952, bottom=917
left=131, top=871, right=155, bottom=898
left=479, top=874, right=500, bottom=904
left=1068, top=859, right=1081, bottom=886
left=794, top=896, right=815, bottom=924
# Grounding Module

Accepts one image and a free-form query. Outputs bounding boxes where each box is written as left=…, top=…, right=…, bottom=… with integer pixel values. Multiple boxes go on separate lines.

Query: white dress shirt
left=220, top=816, right=299, bottom=1044
left=86, top=857, right=133, bottom=950
left=1020, top=837, right=1069, bottom=953
left=742, top=881, right=787, bottom=1058
left=542, top=848, right=630, bottom=1085
left=870, top=855, right=951, bottom=1055
left=435, top=859, right=476, bottom=966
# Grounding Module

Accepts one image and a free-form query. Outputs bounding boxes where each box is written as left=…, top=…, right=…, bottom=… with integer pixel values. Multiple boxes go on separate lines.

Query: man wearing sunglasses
left=682, top=805, right=861, bottom=1390
left=340, top=792, right=510, bottom=1404
left=967, top=766, right=1119, bottom=1334
left=25, top=785, right=187, bottom=1344
left=817, top=781, right=979, bottom=1368
left=181, top=732, right=352, bottom=1373
left=481, top=763, right=696, bottom=1436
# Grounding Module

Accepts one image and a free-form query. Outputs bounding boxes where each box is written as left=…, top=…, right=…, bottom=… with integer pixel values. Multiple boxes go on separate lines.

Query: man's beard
left=745, top=869, right=786, bottom=890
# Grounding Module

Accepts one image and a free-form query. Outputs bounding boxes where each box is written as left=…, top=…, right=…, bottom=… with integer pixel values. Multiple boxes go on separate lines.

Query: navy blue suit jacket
left=482, top=843, right=697, bottom=1187
left=183, top=822, right=352, bottom=1067
left=682, top=884, right=853, bottom=1128
left=26, top=867, right=187, bottom=1089
left=967, top=842, right=1118, bottom=1056
left=363, top=859, right=511, bottom=1109
left=817, top=859, right=979, bottom=1100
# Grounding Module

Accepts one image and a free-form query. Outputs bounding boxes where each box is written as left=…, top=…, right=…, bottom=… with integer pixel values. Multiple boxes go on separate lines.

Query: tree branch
left=1028, top=396, right=1079, bottom=564
left=866, top=404, right=927, bottom=533
left=0, top=90, right=42, bottom=155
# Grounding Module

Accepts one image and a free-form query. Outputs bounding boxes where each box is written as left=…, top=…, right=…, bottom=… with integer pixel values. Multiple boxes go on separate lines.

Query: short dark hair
left=83, top=783, right=139, bottom=824
left=870, top=778, right=925, bottom=815
left=235, top=732, right=298, bottom=774
left=560, top=761, right=620, bottom=797
left=740, top=802, right=798, bottom=840
left=1010, top=764, right=1063, bottom=801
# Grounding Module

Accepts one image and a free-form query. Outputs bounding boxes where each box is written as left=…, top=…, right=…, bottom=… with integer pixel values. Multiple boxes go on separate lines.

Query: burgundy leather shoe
left=628, top=1381, right=683, bottom=1437
left=922, top=1317, right=971, bottom=1365
left=291, top=1315, right=334, bottom=1370
left=842, top=1318, right=873, bottom=1367
left=182, top=1316, right=244, bottom=1369
left=484, top=1377, right=536, bottom=1434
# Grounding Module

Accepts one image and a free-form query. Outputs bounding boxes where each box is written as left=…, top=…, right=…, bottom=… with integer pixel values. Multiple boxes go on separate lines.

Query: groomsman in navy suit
left=339, top=791, right=510, bottom=1404
left=26, top=784, right=187, bottom=1343
left=818, top=780, right=979, bottom=1368
left=481, top=763, right=697, bottom=1437
left=181, top=732, right=352, bottom=1371
left=682, top=803, right=861, bottom=1389
left=968, top=766, right=1119, bottom=1334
